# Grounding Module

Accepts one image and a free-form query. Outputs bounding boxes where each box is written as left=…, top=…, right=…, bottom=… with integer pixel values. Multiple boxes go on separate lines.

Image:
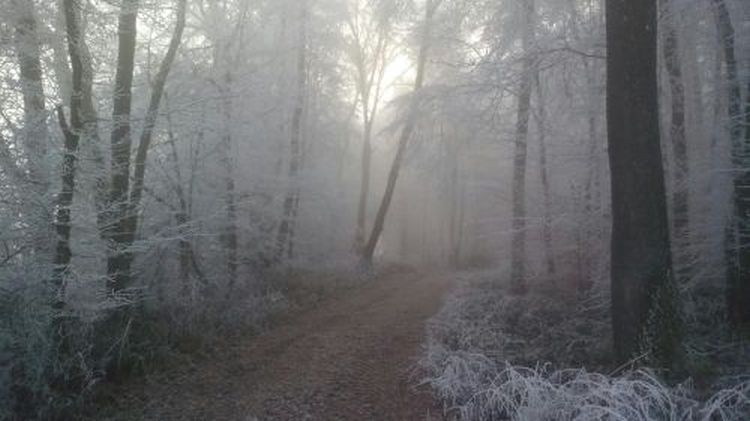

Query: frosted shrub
left=419, top=272, right=750, bottom=420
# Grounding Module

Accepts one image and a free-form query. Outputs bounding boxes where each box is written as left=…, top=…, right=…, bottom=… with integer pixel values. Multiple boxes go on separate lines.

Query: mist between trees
left=0, top=0, right=748, bottom=419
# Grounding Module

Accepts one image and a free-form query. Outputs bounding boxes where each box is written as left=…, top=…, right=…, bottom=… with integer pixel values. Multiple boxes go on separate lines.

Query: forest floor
left=98, top=269, right=452, bottom=421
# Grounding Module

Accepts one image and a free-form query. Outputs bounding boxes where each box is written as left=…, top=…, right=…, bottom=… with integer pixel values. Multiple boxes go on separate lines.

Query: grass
left=418, top=269, right=750, bottom=421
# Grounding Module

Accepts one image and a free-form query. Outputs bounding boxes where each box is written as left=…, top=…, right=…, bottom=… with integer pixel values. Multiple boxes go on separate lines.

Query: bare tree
left=104, top=0, right=187, bottom=294
left=105, top=0, right=140, bottom=292
left=510, top=0, right=535, bottom=294
left=361, top=0, right=442, bottom=266
left=52, top=0, right=91, bottom=308
left=342, top=1, right=393, bottom=251
left=11, top=0, right=48, bottom=191
left=276, top=0, right=308, bottom=262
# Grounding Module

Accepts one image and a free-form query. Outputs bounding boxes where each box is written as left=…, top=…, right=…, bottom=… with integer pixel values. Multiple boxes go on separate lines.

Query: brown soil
left=102, top=270, right=453, bottom=421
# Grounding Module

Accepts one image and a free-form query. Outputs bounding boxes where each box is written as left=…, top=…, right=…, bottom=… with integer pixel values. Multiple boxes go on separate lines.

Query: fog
left=1, top=0, right=749, bottom=419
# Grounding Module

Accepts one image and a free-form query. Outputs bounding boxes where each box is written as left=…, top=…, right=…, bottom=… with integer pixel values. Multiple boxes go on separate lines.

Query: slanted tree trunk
left=355, top=102, right=374, bottom=250
left=711, top=0, right=750, bottom=329
left=105, top=0, right=186, bottom=294
left=128, top=0, right=187, bottom=236
left=510, top=0, right=535, bottom=294
left=275, top=0, right=308, bottom=262
left=360, top=0, right=441, bottom=266
left=106, top=0, right=139, bottom=293
left=661, top=0, right=690, bottom=282
left=607, top=0, right=681, bottom=366
left=352, top=28, right=389, bottom=251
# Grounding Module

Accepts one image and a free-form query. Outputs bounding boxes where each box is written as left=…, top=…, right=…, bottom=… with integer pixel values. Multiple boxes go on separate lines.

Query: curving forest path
left=104, top=270, right=452, bottom=421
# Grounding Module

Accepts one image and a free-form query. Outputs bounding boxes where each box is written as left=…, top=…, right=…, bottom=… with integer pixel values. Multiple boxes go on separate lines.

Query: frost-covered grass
left=418, top=270, right=750, bottom=421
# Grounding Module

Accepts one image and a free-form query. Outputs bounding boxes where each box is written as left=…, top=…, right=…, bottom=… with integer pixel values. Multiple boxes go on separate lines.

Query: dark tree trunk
left=62, top=1, right=108, bottom=238
left=106, top=0, right=139, bottom=293
left=52, top=0, right=89, bottom=308
left=360, top=0, right=440, bottom=265
left=128, top=0, right=187, bottom=239
left=106, top=0, right=185, bottom=294
left=711, top=0, right=750, bottom=329
left=355, top=115, right=373, bottom=250
left=276, top=0, right=308, bottom=262
left=607, top=0, right=681, bottom=365
left=661, top=0, right=690, bottom=282
left=510, top=0, right=535, bottom=294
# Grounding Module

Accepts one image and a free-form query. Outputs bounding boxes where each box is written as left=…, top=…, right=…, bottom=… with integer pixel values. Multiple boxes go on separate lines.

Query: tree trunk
left=222, top=122, right=238, bottom=290
left=510, top=0, right=535, bottom=294
left=607, top=0, right=681, bottom=366
left=106, top=0, right=185, bottom=294
left=52, top=0, right=91, bottom=309
left=275, top=0, right=307, bottom=262
left=353, top=33, right=388, bottom=251
left=360, top=0, right=441, bottom=265
left=355, top=111, right=374, bottom=250
left=128, top=0, right=187, bottom=238
left=12, top=0, right=49, bottom=191
left=64, top=0, right=108, bottom=238
left=534, top=70, right=556, bottom=279
left=106, top=0, right=139, bottom=293
left=711, top=0, right=750, bottom=329
left=661, top=0, right=690, bottom=282
left=163, top=98, right=204, bottom=297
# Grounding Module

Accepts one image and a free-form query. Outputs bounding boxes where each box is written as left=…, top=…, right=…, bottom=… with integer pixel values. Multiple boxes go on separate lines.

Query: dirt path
left=106, top=270, right=452, bottom=421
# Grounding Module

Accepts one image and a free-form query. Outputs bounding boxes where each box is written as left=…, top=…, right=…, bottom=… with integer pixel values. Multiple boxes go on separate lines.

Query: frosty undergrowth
left=418, top=270, right=750, bottom=421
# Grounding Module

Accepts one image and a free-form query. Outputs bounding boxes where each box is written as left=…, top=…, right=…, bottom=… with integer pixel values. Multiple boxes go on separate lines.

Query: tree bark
left=510, top=0, right=535, bottom=294
left=607, top=0, right=681, bottom=365
left=52, top=0, right=90, bottom=308
left=106, top=0, right=139, bottom=293
left=360, top=0, right=441, bottom=265
left=711, top=0, right=750, bottom=329
left=105, top=0, right=186, bottom=294
left=661, top=0, right=690, bottom=282
left=128, top=0, right=187, bottom=237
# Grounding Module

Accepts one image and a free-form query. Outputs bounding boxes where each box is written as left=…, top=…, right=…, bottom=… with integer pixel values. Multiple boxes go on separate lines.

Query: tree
left=661, top=0, right=690, bottom=281
left=711, top=0, right=750, bottom=330
left=342, top=0, right=394, bottom=251
left=11, top=0, right=49, bottom=192
left=275, top=0, right=308, bottom=262
left=105, top=0, right=140, bottom=292
left=510, top=0, right=535, bottom=293
left=53, top=0, right=90, bottom=307
left=606, top=0, right=681, bottom=365
left=105, top=0, right=187, bottom=294
left=360, top=0, right=442, bottom=266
